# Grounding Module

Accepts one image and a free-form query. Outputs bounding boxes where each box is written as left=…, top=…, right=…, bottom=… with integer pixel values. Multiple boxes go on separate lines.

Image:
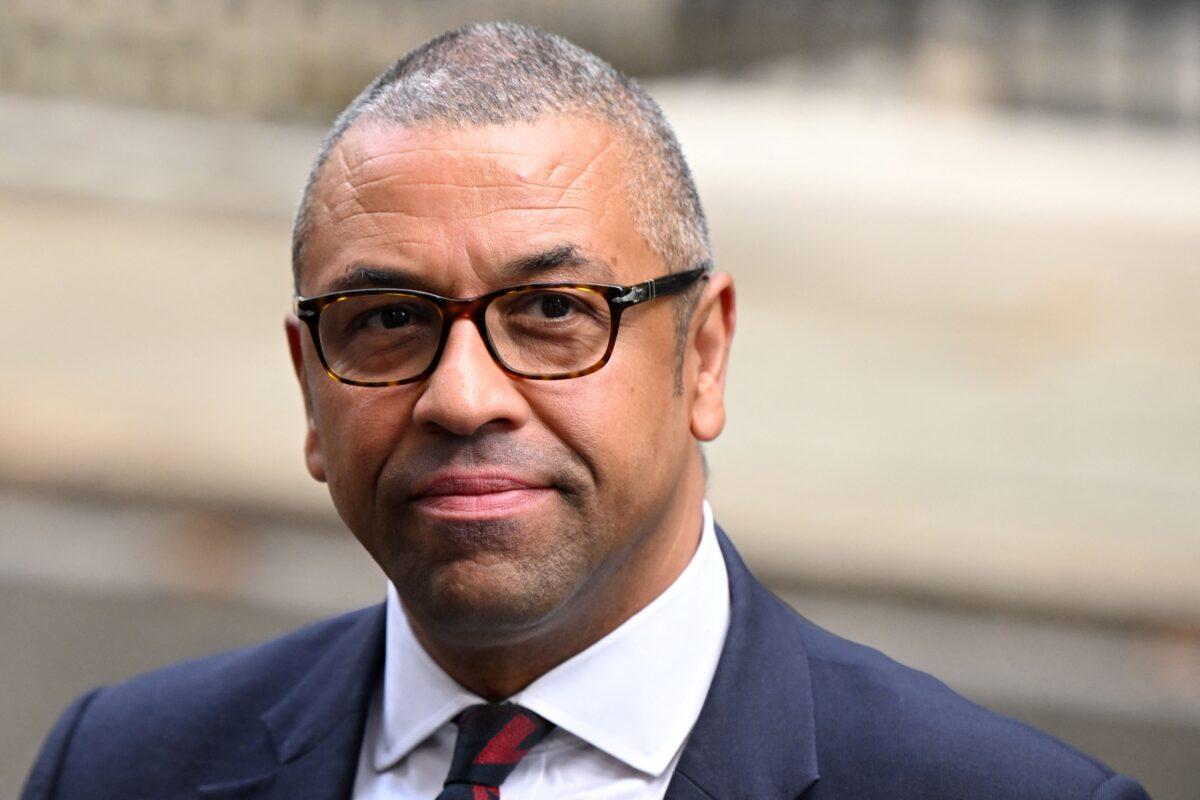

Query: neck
left=406, top=462, right=707, bottom=701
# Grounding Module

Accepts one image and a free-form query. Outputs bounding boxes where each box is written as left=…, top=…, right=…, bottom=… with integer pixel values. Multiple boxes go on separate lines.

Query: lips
left=410, top=471, right=554, bottom=519
left=413, top=471, right=545, bottom=497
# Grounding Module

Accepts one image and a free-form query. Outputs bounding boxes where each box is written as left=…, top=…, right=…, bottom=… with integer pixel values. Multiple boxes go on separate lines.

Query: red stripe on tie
left=473, top=714, right=538, bottom=765
left=472, top=786, right=499, bottom=800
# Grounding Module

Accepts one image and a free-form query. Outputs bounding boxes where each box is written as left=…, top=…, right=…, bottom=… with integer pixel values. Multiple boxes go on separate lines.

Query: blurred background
left=1, top=1, right=1198, bottom=796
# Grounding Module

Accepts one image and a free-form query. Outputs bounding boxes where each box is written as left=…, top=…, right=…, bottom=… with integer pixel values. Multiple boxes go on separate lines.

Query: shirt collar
left=373, top=500, right=730, bottom=777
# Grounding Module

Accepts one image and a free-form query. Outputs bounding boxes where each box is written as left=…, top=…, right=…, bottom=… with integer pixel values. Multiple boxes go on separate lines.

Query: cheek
left=312, top=382, right=413, bottom=494
left=529, top=365, right=675, bottom=494
left=526, top=385, right=608, bottom=466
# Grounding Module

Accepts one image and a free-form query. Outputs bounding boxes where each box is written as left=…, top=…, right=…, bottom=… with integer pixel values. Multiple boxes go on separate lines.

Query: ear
left=687, top=273, right=736, bottom=442
left=285, top=315, right=328, bottom=483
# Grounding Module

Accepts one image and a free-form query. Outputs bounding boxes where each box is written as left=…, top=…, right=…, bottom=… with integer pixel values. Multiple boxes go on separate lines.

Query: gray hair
left=292, top=21, right=713, bottom=364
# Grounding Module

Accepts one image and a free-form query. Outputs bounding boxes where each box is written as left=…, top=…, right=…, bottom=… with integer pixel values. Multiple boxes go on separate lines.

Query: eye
left=512, top=291, right=590, bottom=321
left=376, top=306, right=412, bottom=328
left=496, top=289, right=608, bottom=335
left=346, top=300, right=435, bottom=334
left=536, top=294, right=573, bottom=319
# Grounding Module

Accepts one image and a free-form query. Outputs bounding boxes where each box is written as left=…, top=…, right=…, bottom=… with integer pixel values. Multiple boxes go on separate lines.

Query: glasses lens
left=318, top=293, right=442, bottom=383
left=486, top=287, right=612, bottom=377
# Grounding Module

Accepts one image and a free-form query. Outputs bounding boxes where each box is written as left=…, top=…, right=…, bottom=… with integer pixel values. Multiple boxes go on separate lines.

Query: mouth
left=410, top=471, right=555, bottom=520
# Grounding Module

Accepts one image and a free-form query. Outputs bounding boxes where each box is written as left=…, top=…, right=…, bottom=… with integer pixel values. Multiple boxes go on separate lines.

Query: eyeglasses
left=294, top=266, right=709, bottom=387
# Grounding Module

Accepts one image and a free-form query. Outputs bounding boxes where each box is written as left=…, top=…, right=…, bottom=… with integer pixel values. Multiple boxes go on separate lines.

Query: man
left=23, top=22, right=1148, bottom=800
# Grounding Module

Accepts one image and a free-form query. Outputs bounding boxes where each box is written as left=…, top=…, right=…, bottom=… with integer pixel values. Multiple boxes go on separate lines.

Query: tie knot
left=440, top=704, right=555, bottom=799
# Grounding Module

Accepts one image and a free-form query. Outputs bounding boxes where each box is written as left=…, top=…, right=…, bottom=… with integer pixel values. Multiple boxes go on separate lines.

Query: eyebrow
left=324, top=265, right=429, bottom=294
left=320, top=243, right=615, bottom=296
left=498, top=243, right=613, bottom=283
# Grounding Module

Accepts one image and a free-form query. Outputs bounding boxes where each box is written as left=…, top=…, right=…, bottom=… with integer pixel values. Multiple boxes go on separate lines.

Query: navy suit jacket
left=23, top=528, right=1150, bottom=799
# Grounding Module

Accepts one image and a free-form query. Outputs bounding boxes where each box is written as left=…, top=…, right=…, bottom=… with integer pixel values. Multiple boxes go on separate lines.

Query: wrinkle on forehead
left=302, top=116, right=654, bottom=291
left=344, top=119, right=619, bottom=189
left=317, top=124, right=618, bottom=234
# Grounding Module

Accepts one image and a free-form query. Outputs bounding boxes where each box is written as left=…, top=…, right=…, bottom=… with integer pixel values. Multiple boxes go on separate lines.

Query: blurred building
left=3, top=0, right=1199, bottom=124
left=1, top=2, right=1197, bottom=798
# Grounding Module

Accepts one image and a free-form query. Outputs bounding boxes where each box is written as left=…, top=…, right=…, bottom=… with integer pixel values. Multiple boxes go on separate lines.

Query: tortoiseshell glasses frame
left=293, top=265, right=710, bottom=387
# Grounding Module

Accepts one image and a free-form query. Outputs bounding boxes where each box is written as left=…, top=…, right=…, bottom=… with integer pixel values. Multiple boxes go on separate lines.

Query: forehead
left=300, top=116, right=657, bottom=294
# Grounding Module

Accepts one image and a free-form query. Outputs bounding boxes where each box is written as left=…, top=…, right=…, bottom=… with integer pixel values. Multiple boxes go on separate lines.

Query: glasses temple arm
left=618, top=265, right=710, bottom=304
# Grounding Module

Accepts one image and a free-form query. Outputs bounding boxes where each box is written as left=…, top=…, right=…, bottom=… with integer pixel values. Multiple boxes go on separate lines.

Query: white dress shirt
left=352, top=500, right=730, bottom=799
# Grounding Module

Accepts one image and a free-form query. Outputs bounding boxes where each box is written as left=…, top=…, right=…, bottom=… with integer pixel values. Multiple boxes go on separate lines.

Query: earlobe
left=688, top=274, right=736, bottom=442
left=285, top=316, right=328, bottom=483
left=303, top=429, right=327, bottom=484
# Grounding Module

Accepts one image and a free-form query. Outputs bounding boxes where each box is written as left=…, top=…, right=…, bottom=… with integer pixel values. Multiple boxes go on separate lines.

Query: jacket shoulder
left=23, top=606, right=381, bottom=800
left=80, top=605, right=377, bottom=732
left=761, top=588, right=1146, bottom=799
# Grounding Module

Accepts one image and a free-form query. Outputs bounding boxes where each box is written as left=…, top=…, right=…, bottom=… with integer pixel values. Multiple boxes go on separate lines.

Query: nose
left=411, top=317, right=530, bottom=436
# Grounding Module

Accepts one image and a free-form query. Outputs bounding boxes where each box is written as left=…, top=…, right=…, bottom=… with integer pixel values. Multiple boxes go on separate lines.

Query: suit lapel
left=198, top=605, right=386, bottom=800
left=665, top=527, right=820, bottom=800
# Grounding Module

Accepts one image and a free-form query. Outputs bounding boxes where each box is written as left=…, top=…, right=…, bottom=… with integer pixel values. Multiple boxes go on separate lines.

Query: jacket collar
left=665, top=526, right=821, bottom=800
left=260, top=605, right=385, bottom=763
left=198, top=525, right=819, bottom=800
left=198, top=605, right=386, bottom=799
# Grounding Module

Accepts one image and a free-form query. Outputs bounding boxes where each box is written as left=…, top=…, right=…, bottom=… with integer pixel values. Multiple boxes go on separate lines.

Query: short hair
left=292, top=21, right=713, bottom=367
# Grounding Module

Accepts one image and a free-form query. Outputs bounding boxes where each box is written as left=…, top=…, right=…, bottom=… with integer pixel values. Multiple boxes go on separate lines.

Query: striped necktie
left=435, top=703, right=556, bottom=800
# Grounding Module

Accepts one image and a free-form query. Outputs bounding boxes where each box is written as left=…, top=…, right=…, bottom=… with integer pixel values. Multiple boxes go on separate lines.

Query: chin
left=377, top=499, right=600, bottom=641
left=396, top=551, right=582, bottom=645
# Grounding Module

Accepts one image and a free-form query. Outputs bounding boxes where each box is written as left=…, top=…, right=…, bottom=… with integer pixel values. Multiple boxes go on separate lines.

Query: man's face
left=289, top=117, right=728, bottom=647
